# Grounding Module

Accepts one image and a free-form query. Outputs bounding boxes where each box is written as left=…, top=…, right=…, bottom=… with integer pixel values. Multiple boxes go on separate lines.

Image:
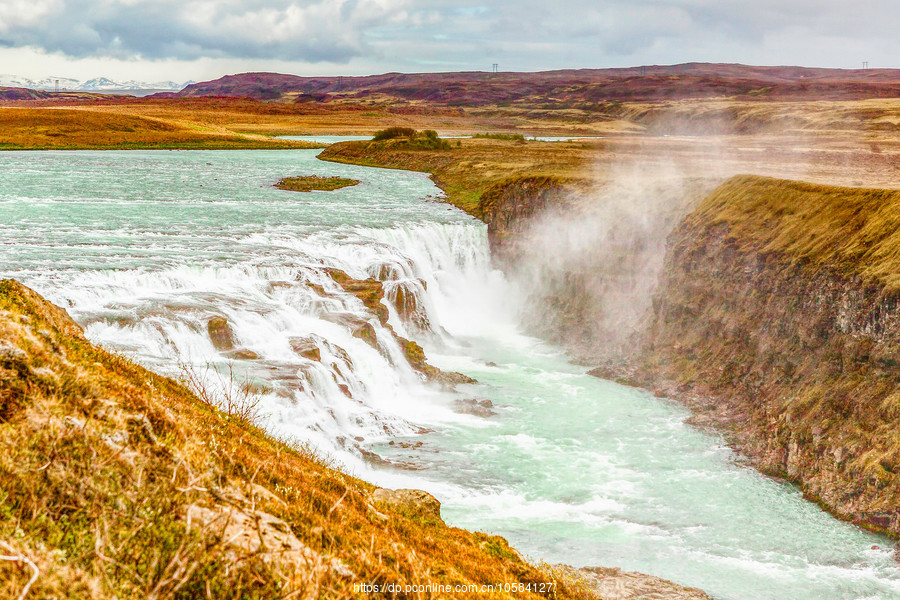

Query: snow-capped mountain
left=0, top=75, right=189, bottom=91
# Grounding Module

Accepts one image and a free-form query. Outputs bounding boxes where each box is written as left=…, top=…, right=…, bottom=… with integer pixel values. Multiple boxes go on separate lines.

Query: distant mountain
left=0, top=87, right=53, bottom=101
left=167, top=64, right=900, bottom=104
left=0, top=75, right=190, bottom=92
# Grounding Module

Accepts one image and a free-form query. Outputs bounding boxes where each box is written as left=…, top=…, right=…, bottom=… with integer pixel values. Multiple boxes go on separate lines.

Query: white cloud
left=0, top=0, right=61, bottom=31
left=2, top=0, right=900, bottom=81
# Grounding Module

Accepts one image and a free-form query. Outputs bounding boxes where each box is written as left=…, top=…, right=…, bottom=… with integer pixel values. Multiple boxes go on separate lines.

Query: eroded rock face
left=207, top=316, right=260, bottom=360
left=289, top=336, right=322, bottom=361
left=638, top=207, right=900, bottom=535
left=480, top=175, right=705, bottom=363
left=386, top=279, right=431, bottom=332
left=372, top=487, right=443, bottom=524
left=325, top=268, right=390, bottom=325
left=480, top=173, right=900, bottom=536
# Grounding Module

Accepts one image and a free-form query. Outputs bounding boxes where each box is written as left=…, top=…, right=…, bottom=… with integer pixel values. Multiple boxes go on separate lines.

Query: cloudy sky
left=0, top=0, right=896, bottom=82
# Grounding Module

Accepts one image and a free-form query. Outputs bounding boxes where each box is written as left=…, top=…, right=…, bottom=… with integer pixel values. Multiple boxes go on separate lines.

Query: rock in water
left=289, top=336, right=322, bottom=361
left=453, top=398, right=496, bottom=417
left=207, top=316, right=235, bottom=351
left=556, top=565, right=712, bottom=599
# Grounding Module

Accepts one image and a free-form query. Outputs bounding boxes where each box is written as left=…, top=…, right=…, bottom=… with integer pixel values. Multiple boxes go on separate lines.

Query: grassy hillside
left=0, top=279, right=594, bottom=599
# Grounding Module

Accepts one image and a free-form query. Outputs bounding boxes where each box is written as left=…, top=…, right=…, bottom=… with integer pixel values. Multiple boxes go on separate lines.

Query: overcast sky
left=0, top=0, right=897, bottom=82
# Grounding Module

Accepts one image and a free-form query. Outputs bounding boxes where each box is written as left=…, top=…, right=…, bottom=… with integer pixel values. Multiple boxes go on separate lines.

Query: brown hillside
left=167, top=64, right=900, bottom=105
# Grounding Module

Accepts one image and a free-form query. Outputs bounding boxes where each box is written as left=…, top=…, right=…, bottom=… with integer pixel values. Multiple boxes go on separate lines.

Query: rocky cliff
left=634, top=175, right=900, bottom=536
left=480, top=173, right=706, bottom=362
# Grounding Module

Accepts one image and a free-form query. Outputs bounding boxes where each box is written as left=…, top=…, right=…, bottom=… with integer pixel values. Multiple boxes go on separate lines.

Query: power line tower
left=863, top=61, right=869, bottom=70
left=492, top=63, right=498, bottom=75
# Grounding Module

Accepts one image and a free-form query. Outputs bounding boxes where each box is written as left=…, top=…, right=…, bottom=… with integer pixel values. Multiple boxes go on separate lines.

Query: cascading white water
left=4, top=147, right=900, bottom=600
left=58, top=220, right=506, bottom=471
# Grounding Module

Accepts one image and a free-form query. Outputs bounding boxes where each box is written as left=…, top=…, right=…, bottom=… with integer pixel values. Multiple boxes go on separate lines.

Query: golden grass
left=693, top=175, right=900, bottom=289
left=0, top=279, right=601, bottom=599
left=319, top=137, right=595, bottom=215
left=0, top=108, right=314, bottom=150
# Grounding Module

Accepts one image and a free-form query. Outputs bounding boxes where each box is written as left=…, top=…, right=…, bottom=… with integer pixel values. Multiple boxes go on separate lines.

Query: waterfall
left=51, top=221, right=517, bottom=471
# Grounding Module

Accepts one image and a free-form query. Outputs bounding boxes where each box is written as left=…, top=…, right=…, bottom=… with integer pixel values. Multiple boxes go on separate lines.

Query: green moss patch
left=274, top=175, right=359, bottom=193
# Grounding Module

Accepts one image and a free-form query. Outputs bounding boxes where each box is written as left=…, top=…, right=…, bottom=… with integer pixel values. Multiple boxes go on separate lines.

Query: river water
left=2, top=148, right=899, bottom=599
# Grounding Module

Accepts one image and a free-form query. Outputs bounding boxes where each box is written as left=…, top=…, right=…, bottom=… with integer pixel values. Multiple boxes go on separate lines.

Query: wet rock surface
left=207, top=316, right=260, bottom=360
left=324, top=268, right=475, bottom=385
left=453, top=398, right=496, bottom=417
left=289, top=335, right=322, bottom=361
left=207, top=316, right=235, bottom=351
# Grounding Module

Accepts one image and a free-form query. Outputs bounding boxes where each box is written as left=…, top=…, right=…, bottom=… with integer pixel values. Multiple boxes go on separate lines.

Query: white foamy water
left=2, top=147, right=900, bottom=599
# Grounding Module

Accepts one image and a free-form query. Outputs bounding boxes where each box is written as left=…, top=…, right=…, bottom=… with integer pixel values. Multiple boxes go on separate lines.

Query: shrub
left=371, top=127, right=416, bottom=141
left=471, top=133, right=526, bottom=141
left=371, top=127, right=451, bottom=150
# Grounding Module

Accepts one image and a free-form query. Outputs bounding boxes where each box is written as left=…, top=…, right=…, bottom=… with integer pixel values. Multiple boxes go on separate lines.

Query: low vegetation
left=275, top=175, right=360, bottom=193
left=371, top=126, right=417, bottom=140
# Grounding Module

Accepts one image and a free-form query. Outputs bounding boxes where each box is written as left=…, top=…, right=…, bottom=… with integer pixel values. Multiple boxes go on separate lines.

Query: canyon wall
left=483, top=173, right=900, bottom=536
left=638, top=175, right=900, bottom=535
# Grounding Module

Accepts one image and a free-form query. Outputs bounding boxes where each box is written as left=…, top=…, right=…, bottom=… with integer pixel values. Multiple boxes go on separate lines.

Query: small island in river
left=274, top=174, right=360, bottom=192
